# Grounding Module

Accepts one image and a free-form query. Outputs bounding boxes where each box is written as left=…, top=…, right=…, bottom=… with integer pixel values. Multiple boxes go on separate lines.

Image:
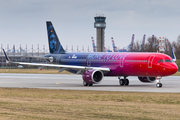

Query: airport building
left=0, top=45, right=49, bottom=68
left=94, top=15, right=106, bottom=52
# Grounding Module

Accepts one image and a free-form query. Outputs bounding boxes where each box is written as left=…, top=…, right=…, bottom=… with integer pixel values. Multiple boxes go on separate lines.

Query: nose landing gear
left=156, top=76, right=162, bottom=88
left=156, top=83, right=162, bottom=88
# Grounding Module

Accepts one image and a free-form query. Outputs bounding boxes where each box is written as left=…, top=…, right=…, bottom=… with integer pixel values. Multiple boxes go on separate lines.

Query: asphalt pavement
left=0, top=73, right=180, bottom=93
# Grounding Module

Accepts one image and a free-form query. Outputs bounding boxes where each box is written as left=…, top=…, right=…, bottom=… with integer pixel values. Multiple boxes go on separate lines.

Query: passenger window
left=161, top=59, right=164, bottom=63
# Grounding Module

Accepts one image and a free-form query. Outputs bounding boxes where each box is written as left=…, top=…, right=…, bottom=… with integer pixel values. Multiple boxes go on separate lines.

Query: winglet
left=171, top=47, right=176, bottom=62
left=2, top=48, right=11, bottom=63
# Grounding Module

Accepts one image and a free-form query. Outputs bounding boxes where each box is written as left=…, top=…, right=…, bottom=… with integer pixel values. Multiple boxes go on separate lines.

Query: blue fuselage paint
left=45, top=52, right=127, bottom=67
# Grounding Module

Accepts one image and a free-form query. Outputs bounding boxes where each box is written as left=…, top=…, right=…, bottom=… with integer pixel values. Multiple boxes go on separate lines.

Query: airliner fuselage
left=45, top=52, right=177, bottom=77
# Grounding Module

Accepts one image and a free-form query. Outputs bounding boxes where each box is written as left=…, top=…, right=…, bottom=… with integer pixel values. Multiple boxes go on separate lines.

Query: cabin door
left=148, top=55, right=155, bottom=68
left=87, top=56, right=91, bottom=67
left=120, top=55, right=126, bottom=67
left=57, top=55, right=61, bottom=64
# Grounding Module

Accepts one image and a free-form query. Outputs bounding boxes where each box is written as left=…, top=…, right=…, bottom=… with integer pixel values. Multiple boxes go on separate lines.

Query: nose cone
left=161, top=63, right=178, bottom=76
left=170, top=64, right=178, bottom=75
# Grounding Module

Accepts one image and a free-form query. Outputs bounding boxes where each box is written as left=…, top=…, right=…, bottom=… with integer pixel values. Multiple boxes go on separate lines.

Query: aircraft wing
left=2, top=49, right=110, bottom=72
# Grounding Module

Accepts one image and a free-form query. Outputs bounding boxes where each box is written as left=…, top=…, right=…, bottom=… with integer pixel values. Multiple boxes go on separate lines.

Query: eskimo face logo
left=50, top=40, right=56, bottom=52
left=72, top=54, right=77, bottom=58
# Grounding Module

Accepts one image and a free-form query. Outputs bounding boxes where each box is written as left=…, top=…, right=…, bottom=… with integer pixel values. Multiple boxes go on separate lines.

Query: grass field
left=0, top=88, right=180, bottom=120
left=0, top=69, right=180, bottom=119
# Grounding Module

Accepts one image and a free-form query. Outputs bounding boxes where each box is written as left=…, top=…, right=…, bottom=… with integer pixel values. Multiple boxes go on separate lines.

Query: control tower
left=94, top=15, right=106, bottom=52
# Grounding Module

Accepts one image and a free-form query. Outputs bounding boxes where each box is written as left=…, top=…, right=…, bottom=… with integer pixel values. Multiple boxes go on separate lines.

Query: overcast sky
left=1, top=0, right=180, bottom=51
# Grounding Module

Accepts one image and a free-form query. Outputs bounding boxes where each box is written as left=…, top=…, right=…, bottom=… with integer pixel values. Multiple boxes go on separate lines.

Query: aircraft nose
left=171, top=64, right=178, bottom=74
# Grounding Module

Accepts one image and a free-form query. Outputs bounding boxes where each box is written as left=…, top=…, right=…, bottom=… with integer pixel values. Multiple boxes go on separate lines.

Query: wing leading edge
left=2, top=48, right=110, bottom=72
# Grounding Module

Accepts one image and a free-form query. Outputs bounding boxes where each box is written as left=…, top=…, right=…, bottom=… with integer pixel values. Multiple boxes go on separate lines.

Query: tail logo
left=50, top=39, right=56, bottom=52
left=47, top=21, right=65, bottom=54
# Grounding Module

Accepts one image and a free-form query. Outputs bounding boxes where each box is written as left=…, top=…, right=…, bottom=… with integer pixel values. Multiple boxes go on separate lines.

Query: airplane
left=2, top=21, right=178, bottom=88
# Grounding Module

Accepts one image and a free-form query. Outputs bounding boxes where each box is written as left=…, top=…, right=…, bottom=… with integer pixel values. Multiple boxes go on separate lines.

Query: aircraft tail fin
left=46, top=21, right=65, bottom=54
left=171, top=47, right=176, bottom=62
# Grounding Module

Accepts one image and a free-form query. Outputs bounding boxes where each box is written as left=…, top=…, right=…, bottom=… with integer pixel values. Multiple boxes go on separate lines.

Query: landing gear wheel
left=119, top=79, right=125, bottom=86
left=89, top=84, right=93, bottom=86
left=124, top=79, right=129, bottom=86
left=156, top=83, right=162, bottom=88
left=83, top=81, right=88, bottom=86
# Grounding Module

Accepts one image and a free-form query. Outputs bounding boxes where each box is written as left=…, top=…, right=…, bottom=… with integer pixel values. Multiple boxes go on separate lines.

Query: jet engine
left=138, top=76, right=156, bottom=83
left=48, top=57, right=53, bottom=62
left=82, top=69, right=104, bottom=84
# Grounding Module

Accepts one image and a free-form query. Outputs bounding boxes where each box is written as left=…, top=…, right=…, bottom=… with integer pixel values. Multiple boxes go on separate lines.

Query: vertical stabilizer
left=171, top=47, right=176, bottom=62
left=46, top=21, right=65, bottom=54
left=169, top=42, right=176, bottom=61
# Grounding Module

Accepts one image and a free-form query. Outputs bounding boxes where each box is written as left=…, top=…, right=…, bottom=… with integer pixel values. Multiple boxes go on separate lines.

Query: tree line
left=132, top=35, right=180, bottom=59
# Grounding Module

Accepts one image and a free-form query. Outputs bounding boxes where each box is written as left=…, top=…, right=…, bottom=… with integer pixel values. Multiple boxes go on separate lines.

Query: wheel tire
left=124, top=79, right=129, bottom=86
left=83, top=81, right=88, bottom=86
left=89, top=84, right=93, bottom=86
left=156, top=83, right=162, bottom=88
left=119, top=79, right=125, bottom=86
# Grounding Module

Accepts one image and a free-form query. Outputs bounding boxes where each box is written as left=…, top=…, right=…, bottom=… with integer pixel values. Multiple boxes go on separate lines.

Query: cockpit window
left=158, top=59, right=172, bottom=63
left=165, top=59, right=171, bottom=63
left=158, top=59, right=161, bottom=63
left=158, top=59, right=165, bottom=63
left=171, top=59, right=174, bottom=62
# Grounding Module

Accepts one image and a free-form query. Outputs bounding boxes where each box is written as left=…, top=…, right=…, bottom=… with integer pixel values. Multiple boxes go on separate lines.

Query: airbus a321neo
left=3, top=21, right=178, bottom=88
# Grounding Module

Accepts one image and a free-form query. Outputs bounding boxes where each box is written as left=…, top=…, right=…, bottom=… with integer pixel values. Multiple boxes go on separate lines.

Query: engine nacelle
left=82, top=69, right=104, bottom=84
left=138, top=76, right=156, bottom=83
left=48, top=57, right=53, bottom=62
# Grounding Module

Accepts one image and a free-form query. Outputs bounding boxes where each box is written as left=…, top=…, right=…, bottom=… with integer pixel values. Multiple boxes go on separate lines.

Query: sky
left=1, top=0, right=180, bottom=51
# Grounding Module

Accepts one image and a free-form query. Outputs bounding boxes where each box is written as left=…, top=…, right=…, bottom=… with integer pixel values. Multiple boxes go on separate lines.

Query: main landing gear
left=118, top=76, right=129, bottom=86
left=156, top=76, right=162, bottom=88
left=83, top=81, right=93, bottom=86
